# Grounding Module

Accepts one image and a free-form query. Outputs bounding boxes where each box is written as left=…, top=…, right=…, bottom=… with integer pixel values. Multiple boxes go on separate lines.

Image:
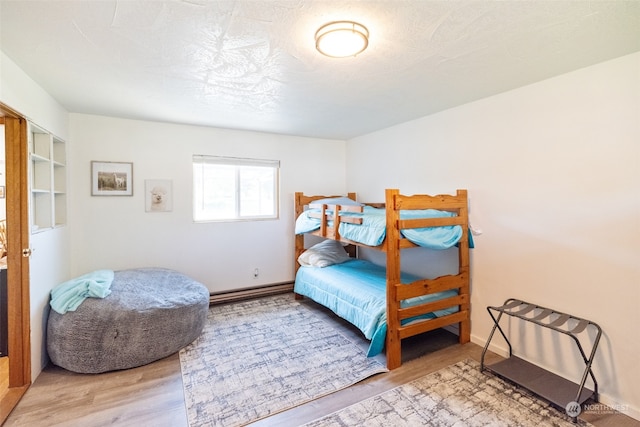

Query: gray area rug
left=304, top=359, right=592, bottom=427
left=179, top=294, right=387, bottom=427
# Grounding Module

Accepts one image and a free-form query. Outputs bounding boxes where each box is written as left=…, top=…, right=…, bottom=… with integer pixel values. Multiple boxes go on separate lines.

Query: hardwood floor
left=0, top=356, right=8, bottom=401
left=4, top=297, right=638, bottom=427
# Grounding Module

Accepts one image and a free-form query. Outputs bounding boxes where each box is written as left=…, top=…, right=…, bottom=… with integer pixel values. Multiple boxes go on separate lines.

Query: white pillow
left=298, top=240, right=351, bottom=268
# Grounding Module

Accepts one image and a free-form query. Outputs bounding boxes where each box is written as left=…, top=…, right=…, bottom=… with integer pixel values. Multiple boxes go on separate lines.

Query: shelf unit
left=28, top=123, right=67, bottom=233
left=481, top=298, right=602, bottom=422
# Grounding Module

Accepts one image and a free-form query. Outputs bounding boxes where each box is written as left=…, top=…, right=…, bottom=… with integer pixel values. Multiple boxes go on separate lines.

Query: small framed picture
left=145, top=179, right=173, bottom=212
left=91, top=161, right=133, bottom=196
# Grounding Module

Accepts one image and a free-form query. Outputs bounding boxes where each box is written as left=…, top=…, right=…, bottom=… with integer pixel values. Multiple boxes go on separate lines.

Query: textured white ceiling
left=1, top=0, right=639, bottom=139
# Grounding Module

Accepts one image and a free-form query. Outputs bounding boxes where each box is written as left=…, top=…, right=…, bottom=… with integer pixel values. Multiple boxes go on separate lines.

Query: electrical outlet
left=253, top=268, right=259, bottom=278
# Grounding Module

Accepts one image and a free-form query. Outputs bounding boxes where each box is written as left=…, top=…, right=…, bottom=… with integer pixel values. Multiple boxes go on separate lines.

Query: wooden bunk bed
left=294, top=189, right=471, bottom=369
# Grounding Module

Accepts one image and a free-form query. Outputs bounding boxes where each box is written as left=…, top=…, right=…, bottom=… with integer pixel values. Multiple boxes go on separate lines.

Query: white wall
left=68, top=114, right=346, bottom=292
left=0, top=51, right=71, bottom=379
left=347, top=52, right=640, bottom=419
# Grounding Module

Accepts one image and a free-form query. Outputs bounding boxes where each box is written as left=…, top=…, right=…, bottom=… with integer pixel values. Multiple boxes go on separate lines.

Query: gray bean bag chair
left=47, top=268, right=209, bottom=373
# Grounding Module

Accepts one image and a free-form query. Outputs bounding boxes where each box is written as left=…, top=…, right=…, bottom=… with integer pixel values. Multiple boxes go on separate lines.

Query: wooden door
left=0, top=105, right=32, bottom=423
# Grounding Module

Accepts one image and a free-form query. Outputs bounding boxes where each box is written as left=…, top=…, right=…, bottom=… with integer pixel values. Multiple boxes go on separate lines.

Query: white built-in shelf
left=29, top=123, right=67, bottom=233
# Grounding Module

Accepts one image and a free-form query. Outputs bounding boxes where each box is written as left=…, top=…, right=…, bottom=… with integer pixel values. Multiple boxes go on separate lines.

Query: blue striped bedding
left=294, top=259, right=458, bottom=356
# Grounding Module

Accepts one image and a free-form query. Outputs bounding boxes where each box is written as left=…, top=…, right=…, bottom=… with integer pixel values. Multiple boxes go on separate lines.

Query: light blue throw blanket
left=50, top=270, right=114, bottom=314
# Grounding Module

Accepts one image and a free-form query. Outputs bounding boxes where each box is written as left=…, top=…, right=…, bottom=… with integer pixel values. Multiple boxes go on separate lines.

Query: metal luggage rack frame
left=481, top=298, right=602, bottom=422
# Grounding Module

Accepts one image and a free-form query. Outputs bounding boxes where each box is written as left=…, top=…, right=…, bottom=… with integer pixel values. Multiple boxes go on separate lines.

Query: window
left=193, top=155, right=279, bottom=222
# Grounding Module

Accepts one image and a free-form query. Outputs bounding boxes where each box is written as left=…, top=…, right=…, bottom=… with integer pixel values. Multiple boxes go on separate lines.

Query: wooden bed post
left=294, top=192, right=305, bottom=300
left=385, top=189, right=402, bottom=369
left=457, top=189, right=471, bottom=343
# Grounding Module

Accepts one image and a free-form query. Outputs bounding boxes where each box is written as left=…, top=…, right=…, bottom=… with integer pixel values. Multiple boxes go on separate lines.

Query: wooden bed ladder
left=384, top=189, right=471, bottom=369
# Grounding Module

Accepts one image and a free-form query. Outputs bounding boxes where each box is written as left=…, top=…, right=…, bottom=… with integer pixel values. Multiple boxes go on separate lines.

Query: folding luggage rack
left=481, top=298, right=602, bottom=421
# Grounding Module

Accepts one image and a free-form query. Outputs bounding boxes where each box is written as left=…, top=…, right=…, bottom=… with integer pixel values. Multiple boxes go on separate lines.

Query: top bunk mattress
left=294, top=259, right=458, bottom=356
left=295, top=204, right=463, bottom=249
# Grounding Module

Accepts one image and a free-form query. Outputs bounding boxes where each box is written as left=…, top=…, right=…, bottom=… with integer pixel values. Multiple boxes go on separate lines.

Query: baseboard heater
left=209, top=281, right=294, bottom=305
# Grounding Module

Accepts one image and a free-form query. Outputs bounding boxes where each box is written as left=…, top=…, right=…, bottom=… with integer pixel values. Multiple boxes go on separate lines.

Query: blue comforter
left=294, top=259, right=458, bottom=356
left=295, top=206, right=462, bottom=249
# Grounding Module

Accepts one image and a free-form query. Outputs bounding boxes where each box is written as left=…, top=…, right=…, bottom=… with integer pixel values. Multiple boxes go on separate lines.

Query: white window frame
left=193, top=155, right=280, bottom=222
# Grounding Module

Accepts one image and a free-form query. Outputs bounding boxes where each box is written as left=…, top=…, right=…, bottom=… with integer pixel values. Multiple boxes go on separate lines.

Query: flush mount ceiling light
left=315, top=21, right=369, bottom=58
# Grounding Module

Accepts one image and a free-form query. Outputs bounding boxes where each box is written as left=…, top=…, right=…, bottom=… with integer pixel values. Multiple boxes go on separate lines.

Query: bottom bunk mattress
left=294, top=259, right=458, bottom=357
